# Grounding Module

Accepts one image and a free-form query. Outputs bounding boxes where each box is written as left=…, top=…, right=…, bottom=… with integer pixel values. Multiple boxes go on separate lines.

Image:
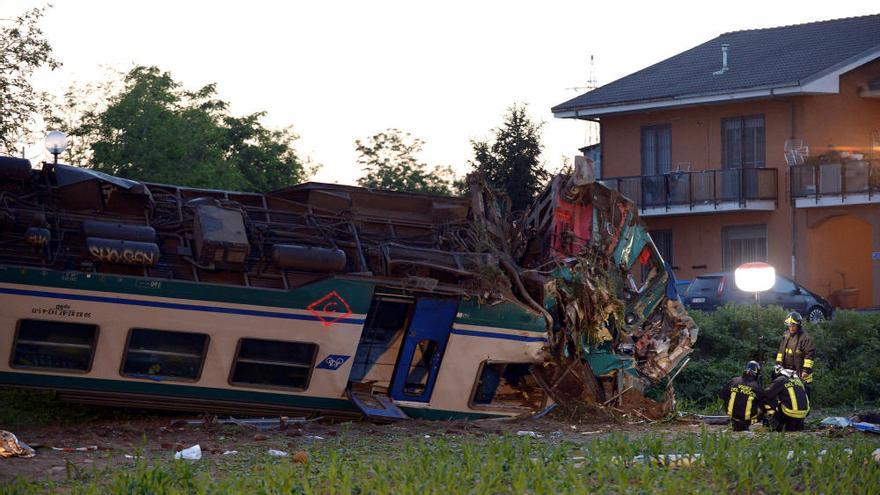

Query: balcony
left=600, top=168, right=778, bottom=217
left=790, top=160, right=880, bottom=208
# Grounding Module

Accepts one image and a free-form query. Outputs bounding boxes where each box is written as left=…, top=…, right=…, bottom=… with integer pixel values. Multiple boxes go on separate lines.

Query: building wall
left=794, top=58, right=880, bottom=307
left=796, top=58, right=880, bottom=159
left=597, top=59, right=880, bottom=306
left=801, top=213, right=873, bottom=307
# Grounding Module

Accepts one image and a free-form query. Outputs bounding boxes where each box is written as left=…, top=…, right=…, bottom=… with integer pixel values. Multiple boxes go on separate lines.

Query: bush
left=677, top=304, right=880, bottom=410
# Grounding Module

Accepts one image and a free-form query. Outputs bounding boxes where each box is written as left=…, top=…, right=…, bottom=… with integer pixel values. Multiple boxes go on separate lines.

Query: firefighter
left=763, top=366, right=810, bottom=431
left=719, top=361, right=765, bottom=431
left=776, top=311, right=815, bottom=391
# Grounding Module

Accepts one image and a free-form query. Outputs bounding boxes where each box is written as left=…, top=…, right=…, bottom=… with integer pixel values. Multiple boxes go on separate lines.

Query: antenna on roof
left=713, top=44, right=730, bottom=75
left=565, top=55, right=601, bottom=147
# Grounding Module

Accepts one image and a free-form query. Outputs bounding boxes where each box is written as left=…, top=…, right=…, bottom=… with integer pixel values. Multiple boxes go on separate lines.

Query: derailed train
left=0, top=156, right=697, bottom=420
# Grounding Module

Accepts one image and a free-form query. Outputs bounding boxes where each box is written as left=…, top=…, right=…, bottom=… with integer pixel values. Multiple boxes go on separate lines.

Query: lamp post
left=45, top=131, right=68, bottom=165
left=734, top=262, right=776, bottom=366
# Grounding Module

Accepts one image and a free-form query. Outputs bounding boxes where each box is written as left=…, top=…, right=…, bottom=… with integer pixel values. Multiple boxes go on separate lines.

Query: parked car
left=683, top=272, right=833, bottom=321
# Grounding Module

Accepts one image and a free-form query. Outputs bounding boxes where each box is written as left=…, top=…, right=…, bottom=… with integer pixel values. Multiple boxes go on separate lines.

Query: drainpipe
left=790, top=99, right=797, bottom=280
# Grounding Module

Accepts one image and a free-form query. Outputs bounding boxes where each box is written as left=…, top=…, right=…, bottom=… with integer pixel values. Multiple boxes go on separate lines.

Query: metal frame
left=789, top=160, right=878, bottom=204
left=601, top=167, right=778, bottom=212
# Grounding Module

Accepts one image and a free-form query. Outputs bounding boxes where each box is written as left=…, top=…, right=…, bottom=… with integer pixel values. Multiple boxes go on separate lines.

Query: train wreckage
left=0, top=155, right=697, bottom=420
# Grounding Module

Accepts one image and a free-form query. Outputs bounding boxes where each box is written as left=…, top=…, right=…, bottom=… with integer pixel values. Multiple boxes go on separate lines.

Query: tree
left=356, top=129, right=452, bottom=195
left=44, top=70, right=123, bottom=166
left=77, top=66, right=311, bottom=191
left=470, top=104, right=548, bottom=212
left=0, top=7, right=60, bottom=154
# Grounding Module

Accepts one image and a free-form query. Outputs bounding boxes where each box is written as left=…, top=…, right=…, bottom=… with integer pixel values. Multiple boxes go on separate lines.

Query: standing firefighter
left=776, top=312, right=815, bottom=389
left=719, top=361, right=766, bottom=431
left=764, top=366, right=810, bottom=431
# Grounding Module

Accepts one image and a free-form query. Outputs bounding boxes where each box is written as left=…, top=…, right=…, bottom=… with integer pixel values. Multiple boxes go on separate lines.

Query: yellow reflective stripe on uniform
left=776, top=353, right=783, bottom=362
left=803, top=359, right=814, bottom=368
left=788, top=386, right=798, bottom=411
left=744, top=396, right=754, bottom=421
left=728, top=391, right=736, bottom=418
left=782, top=385, right=809, bottom=418
left=782, top=406, right=809, bottom=419
left=804, top=374, right=813, bottom=383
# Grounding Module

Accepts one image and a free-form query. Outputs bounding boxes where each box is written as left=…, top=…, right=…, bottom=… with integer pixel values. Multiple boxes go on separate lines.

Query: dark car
left=683, top=272, right=833, bottom=321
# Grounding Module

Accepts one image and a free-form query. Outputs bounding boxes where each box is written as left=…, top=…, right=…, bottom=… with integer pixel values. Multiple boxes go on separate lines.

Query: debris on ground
left=174, top=444, right=201, bottom=460
left=292, top=451, right=309, bottom=464
left=697, top=415, right=730, bottom=425
left=178, top=416, right=310, bottom=430
left=0, top=430, right=35, bottom=458
left=51, top=445, right=98, bottom=452
left=267, top=449, right=288, bottom=457
left=820, top=417, right=880, bottom=434
left=516, top=431, right=542, bottom=438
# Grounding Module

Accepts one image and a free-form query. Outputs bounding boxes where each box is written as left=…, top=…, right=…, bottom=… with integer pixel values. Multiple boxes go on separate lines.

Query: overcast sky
left=3, top=1, right=877, bottom=184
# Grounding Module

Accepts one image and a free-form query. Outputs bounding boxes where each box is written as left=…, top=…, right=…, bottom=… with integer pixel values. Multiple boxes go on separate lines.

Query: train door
left=389, top=297, right=457, bottom=402
left=347, top=293, right=413, bottom=419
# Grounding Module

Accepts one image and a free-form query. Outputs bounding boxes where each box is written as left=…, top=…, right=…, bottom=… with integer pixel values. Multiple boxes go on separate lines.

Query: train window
left=121, top=329, right=209, bottom=381
left=230, top=338, right=317, bottom=390
left=403, top=339, right=437, bottom=396
left=11, top=319, right=98, bottom=372
left=470, top=362, right=546, bottom=410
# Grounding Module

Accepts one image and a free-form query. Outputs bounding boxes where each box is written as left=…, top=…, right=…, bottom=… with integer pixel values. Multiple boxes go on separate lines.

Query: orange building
left=553, top=15, right=880, bottom=309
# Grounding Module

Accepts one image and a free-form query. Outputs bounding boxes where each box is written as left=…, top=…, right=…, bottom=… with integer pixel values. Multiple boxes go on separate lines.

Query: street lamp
left=45, top=131, right=68, bottom=165
left=735, top=261, right=776, bottom=366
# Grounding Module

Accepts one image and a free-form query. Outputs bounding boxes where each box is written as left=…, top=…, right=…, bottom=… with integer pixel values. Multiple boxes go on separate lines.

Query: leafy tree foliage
left=0, top=7, right=60, bottom=154
left=356, top=129, right=452, bottom=195
left=76, top=66, right=310, bottom=192
left=45, top=71, right=122, bottom=167
left=470, top=105, right=548, bottom=212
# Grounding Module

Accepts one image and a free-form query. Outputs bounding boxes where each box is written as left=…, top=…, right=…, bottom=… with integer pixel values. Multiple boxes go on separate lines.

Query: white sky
left=3, top=1, right=878, bottom=184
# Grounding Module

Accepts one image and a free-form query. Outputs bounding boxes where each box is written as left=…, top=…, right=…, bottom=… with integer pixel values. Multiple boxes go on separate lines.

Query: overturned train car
left=0, top=156, right=697, bottom=420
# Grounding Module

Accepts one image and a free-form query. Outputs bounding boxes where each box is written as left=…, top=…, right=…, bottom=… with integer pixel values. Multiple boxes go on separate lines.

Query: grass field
left=3, top=421, right=879, bottom=494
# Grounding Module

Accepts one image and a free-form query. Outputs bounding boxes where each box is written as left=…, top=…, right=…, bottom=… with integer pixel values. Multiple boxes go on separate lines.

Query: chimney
left=713, top=44, right=730, bottom=75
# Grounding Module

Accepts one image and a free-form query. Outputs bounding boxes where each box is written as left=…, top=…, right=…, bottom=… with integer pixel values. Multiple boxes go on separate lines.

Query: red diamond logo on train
left=307, top=291, right=352, bottom=327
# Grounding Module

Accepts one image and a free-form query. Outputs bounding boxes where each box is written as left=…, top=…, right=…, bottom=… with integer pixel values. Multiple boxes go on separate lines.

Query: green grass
left=4, top=429, right=879, bottom=494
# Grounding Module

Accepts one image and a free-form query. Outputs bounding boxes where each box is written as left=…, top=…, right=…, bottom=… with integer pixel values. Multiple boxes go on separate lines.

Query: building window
left=11, top=319, right=98, bottom=372
left=121, top=329, right=209, bottom=381
left=722, top=224, right=767, bottom=270
left=471, top=362, right=546, bottom=411
left=722, top=116, right=765, bottom=168
left=649, top=229, right=673, bottom=266
left=230, top=338, right=317, bottom=390
left=641, top=125, right=672, bottom=176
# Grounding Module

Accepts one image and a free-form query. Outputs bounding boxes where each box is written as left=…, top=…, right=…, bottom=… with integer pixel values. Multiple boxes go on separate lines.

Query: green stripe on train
left=0, top=265, right=547, bottom=332
left=0, top=372, right=505, bottom=419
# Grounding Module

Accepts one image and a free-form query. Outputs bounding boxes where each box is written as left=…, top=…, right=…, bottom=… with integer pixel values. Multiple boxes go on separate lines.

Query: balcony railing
left=599, top=168, right=778, bottom=215
left=790, top=160, right=880, bottom=207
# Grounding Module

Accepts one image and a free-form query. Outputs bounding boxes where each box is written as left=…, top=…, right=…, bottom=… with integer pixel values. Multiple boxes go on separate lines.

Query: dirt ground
left=0, top=412, right=722, bottom=483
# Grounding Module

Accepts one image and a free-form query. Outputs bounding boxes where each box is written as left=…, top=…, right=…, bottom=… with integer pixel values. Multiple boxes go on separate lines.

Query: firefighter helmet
left=744, top=360, right=761, bottom=378
left=784, top=311, right=803, bottom=328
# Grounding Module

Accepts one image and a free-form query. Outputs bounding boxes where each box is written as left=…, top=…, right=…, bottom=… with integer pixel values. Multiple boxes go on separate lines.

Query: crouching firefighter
left=763, top=366, right=810, bottom=431
left=719, top=361, right=765, bottom=431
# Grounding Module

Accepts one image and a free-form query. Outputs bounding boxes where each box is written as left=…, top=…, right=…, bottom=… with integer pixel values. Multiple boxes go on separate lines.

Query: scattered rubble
left=174, top=444, right=201, bottom=460
left=0, top=430, right=35, bottom=458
